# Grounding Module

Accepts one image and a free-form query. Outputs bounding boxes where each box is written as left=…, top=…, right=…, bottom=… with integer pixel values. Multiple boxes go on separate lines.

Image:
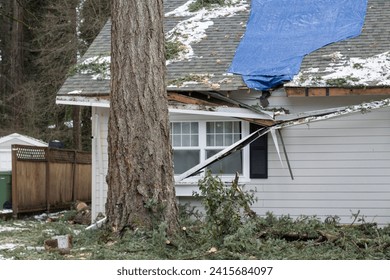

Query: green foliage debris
left=165, top=40, right=183, bottom=60
left=188, top=0, right=230, bottom=12
left=1, top=180, right=390, bottom=260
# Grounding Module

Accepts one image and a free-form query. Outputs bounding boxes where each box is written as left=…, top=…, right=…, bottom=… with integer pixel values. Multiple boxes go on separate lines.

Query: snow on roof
left=165, top=0, right=249, bottom=63
left=288, top=51, right=390, bottom=87
left=70, top=0, right=249, bottom=82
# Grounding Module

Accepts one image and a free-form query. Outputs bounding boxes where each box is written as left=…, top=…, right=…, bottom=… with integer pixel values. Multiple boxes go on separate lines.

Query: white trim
left=56, top=97, right=274, bottom=120
left=173, top=119, right=250, bottom=183
left=56, top=97, right=110, bottom=108
left=169, top=107, right=273, bottom=119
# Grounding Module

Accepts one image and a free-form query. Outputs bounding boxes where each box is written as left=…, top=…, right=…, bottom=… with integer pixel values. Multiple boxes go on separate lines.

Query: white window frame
left=170, top=114, right=250, bottom=183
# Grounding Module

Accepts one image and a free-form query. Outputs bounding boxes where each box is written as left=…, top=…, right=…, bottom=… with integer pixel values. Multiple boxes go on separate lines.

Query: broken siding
left=239, top=93, right=390, bottom=225
left=90, top=92, right=390, bottom=225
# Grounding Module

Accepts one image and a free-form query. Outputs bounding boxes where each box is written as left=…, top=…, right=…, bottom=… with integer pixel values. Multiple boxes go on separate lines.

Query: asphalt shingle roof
left=57, top=0, right=390, bottom=101
left=287, top=0, right=390, bottom=88
left=58, top=0, right=248, bottom=98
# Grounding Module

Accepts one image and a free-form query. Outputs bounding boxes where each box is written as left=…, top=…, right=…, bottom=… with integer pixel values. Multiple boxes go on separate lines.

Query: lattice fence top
left=12, top=145, right=91, bottom=164
left=13, top=145, right=46, bottom=161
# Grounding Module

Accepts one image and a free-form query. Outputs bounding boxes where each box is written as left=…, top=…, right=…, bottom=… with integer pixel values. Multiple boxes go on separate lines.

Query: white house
left=0, top=133, right=48, bottom=172
left=56, top=0, right=390, bottom=226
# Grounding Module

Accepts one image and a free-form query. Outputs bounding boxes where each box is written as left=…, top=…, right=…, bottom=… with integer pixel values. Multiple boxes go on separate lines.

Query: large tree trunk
left=106, top=0, right=178, bottom=234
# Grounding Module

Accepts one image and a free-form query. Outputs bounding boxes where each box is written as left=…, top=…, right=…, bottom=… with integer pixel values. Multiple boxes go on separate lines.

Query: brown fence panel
left=13, top=160, right=47, bottom=213
left=74, top=163, right=92, bottom=202
left=11, top=145, right=91, bottom=216
left=12, top=146, right=47, bottom=214
left=47, top=162, right=74, bottom=211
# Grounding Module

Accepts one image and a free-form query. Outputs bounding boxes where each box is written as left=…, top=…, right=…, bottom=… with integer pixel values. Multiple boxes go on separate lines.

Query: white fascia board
left=169, top=107, right=273, bottom=120
left=56, top=96, right=110, bottom=108
left=56, top=97, right=274, bottom=120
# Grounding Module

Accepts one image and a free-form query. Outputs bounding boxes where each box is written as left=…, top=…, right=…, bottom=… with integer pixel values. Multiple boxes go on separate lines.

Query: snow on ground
left=0, top=210, right=70, bottom=259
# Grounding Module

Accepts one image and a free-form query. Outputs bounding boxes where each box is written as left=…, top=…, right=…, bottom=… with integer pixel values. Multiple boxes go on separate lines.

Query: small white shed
left=0, top=133, right=48, bottom=171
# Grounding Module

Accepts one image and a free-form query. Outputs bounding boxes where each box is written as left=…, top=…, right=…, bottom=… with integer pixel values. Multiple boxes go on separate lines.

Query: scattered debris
left=74, top=200, right=90, bottom=212
left=207, top=247, right=218, bottom=254
left=73, top=200, right=91, bottom=225
left=44, top=234, right=73, bottom=255
left=86, top=215, right=106, bottom=230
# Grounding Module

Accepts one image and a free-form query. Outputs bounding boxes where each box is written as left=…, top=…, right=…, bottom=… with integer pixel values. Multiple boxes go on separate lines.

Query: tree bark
left=106, top=0, right=178, bottom=234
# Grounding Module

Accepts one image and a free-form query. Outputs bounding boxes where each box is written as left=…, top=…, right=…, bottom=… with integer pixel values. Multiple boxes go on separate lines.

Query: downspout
left=94, top=113, right=105, bottom=219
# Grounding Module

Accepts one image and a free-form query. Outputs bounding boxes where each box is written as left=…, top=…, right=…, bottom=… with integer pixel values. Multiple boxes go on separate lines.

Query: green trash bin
left=0, top=171, right=12, bottom=210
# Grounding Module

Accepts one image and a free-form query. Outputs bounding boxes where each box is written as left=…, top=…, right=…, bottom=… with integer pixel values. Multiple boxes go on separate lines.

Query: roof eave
left=285, top=86, right=390, bottom=97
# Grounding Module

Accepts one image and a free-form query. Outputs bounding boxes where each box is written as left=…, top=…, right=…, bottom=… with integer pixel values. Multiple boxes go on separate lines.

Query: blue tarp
left=228, top=0, right=368, bottom=91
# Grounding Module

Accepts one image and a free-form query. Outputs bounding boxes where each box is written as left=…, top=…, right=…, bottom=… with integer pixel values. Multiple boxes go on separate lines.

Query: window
left=170, top=122, right=200, bottom=174
left=206, top=121, right=242, bottom=174
left=171, top=120, right=243, bottom=176
left=170, top=119, right=268, bottom=180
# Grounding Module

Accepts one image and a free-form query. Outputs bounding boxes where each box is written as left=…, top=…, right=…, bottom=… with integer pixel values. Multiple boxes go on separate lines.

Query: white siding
left=91, top=107, right=109, bottom=221
left=241, top=93, right=390, bottom=226
left=92, top=94, right=390, bottom=226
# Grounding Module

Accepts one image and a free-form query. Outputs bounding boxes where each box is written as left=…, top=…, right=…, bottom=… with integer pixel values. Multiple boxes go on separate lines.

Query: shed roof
left=0, top=133, right=48, bottom=148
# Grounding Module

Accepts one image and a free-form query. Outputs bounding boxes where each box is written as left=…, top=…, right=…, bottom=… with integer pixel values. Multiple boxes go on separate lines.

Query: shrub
left=194, top=171, right=256, bottom=242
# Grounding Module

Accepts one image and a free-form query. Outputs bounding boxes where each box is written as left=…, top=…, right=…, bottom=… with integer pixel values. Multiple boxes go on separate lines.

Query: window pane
left=225, top=134, right=233, bottom=146
left=215, top=122, right=224, bottom=133
left=191, top=135, right=198, bottom=146
left=191, top=122, right=199, bottom=134
left=233, top=122, right=241, bottom=133
left=171, top=122, right=199, bottom=147
left=182, top=122, right=190, bottom=133
left=172, top=122, right=181, bottom=134
left=206, top=122, right=214, bottom=133
left=216, top=134, right=224, bottom=146
left=207, top=135, right=214, bottom=146
left=207, top=121, right=241, bottom=147
left=224, top=122, right=232, bottom=133
left=173, top=135, right=181, bottom=147
left=182, top=135, right=191, bottom=147
left=206, top=149, right=242, bottom=175
left=173, top=150, right=200, bottom=174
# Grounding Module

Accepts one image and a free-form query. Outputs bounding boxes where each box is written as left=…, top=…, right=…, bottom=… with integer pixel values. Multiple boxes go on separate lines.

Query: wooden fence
left=11, top=145, right=91, bottom=216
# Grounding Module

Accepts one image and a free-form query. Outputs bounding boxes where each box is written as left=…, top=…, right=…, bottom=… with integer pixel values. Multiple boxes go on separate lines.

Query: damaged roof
left=286, top=0, right=390, bottom=93
left=57, top=0, right=390, bottom=104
